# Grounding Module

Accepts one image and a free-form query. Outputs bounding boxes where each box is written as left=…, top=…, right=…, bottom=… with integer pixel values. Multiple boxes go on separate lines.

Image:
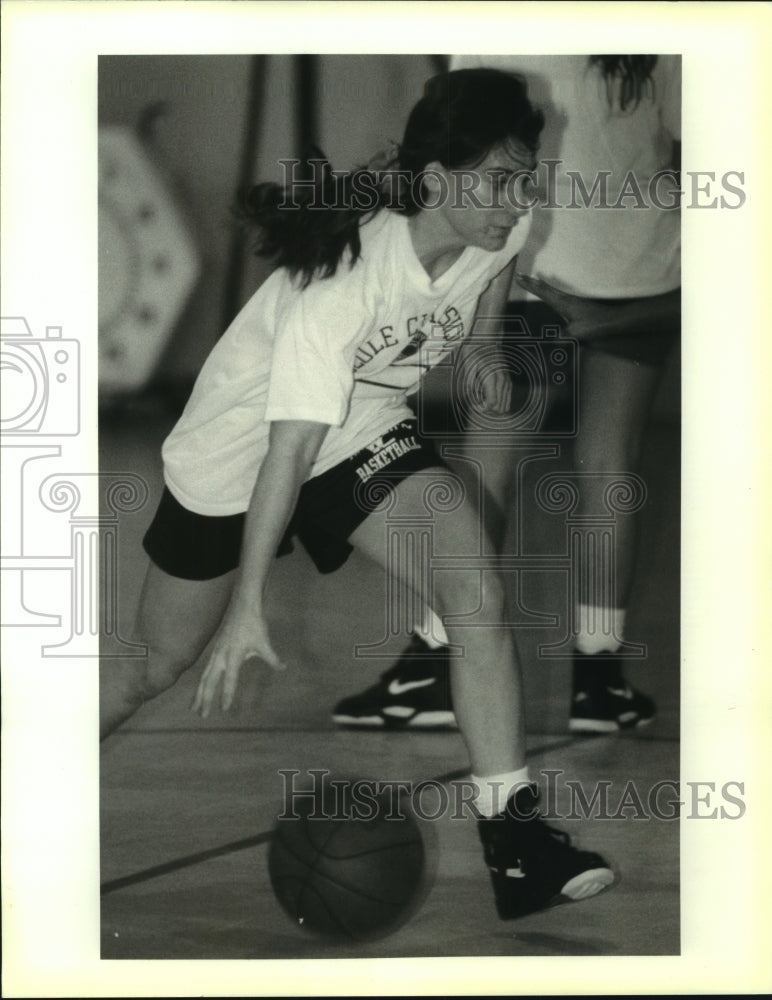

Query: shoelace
left=528, top=817, right=571, bottom=848
left=484, top=804, right=572, bottom=860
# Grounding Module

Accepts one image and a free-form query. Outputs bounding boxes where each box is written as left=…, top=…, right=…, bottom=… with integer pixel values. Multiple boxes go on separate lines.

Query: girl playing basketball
left=100, top=68, right=614, bottom=920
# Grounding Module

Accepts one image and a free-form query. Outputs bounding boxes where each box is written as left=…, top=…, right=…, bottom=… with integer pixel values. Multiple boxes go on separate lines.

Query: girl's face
left=427, top=142, right=537, bottom=253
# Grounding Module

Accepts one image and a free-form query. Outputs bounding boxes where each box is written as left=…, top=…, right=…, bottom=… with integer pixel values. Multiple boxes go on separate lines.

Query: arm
left=192, top=419, right=329, bottom=717
left=458, top=258, right=516, bottom=414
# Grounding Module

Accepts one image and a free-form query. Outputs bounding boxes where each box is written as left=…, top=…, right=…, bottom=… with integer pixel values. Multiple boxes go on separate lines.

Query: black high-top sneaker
left=478, top=784, right=615, bottom=919
left=332, top=635, right=457, bottom=729
left=570, top=651, right=656, bottom=733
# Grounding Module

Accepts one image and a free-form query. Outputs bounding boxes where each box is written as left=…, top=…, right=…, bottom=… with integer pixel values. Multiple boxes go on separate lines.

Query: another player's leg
left=568, top=345, right=664, bottom=733
left=331, top=606, right=456, bottom=729
left=349, top=465, right=614, bottom=918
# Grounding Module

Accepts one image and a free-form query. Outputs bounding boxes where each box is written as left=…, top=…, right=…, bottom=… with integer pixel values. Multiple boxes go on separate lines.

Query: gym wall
left=98, top=54, right=438, bottom=390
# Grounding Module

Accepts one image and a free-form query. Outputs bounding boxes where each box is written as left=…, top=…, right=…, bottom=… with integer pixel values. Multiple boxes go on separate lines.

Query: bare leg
left=452, top=436, right=511, bottom=552
left=574, top=348, right=664, bottom=610
left=100, top=561, right=235, bottom=739
left=349, top=467, right=524, bottom=776
left=351, top=467, right=616, bottom=919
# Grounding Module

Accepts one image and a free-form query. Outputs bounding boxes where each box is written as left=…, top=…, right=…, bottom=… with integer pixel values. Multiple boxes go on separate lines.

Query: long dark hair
left=238, top=68, right=544, bottom=288
left=589, top=55, right=659, bottom=112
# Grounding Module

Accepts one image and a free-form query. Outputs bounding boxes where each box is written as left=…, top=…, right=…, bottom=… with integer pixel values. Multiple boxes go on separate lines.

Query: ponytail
left=589, top=55, right=658, bottom=111
left=237, top=147, right=397, bottom=289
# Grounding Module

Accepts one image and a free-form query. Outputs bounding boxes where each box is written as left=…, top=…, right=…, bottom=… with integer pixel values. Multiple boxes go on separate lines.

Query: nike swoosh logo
left=388, top=677, right=436, bottom=696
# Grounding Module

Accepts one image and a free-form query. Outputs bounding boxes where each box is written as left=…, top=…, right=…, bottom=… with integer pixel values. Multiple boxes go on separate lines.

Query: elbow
left=267, top=420, right=329, bottom=476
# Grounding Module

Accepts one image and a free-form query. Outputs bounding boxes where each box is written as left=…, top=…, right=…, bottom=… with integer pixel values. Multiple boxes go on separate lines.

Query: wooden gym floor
left=99, top=375, right=680, bottom=962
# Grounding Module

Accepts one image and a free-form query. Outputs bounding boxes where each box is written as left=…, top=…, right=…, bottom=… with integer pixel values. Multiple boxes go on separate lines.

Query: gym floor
left=99, top=368, right=680, bottom=963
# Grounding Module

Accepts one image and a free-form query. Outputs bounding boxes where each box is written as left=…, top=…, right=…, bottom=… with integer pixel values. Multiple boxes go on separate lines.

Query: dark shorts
left=507, top=289, right=680, bottom=367
left=572, top=289, right=680, bottom=366
left=142, top=419, right=445, bottom=580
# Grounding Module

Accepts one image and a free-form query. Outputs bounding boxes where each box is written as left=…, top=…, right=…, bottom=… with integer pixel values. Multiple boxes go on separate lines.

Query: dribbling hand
left=191, top=610, right=285, bottom=718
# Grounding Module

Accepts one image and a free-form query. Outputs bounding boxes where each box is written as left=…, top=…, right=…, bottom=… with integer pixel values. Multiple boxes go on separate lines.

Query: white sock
left=575, top=603, right=626, bottom=655
left=416, top=605, right=449, bottom=649
left=471, top=767, right=531, bottom=818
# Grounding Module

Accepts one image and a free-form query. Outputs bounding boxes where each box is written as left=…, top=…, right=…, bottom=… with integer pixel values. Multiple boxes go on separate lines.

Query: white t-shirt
left=451, top=55, right=681, bottom=298
left=162, top=209, right=529, bottom=515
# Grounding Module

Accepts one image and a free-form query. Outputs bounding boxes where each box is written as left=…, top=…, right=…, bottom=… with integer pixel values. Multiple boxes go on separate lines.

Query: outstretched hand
left=191, top=609, right=285, bottom=718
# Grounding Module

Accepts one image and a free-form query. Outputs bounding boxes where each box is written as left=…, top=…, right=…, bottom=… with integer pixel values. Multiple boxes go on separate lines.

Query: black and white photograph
left=97, top=49, right=684, bottom=959
left=2, top=2, right=770, bottom=997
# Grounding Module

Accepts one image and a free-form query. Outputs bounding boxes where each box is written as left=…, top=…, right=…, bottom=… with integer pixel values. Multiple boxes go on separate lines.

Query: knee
left=480, top=572, right=507, bottom=615
left=144, top=647, right=191, bottom=698
left=100, top=659, right=149, bottom=738
left=434, top=570, right=507, bottom=619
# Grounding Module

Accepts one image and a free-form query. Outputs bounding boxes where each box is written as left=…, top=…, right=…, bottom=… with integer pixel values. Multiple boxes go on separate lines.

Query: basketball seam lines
left=272, top=840, right=423, bottom=906
left=273, top=866, right=415, bottom=910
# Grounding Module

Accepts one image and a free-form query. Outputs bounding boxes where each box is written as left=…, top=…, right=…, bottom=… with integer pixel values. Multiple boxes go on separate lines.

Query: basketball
left=268, top=779, right=427, bottom=941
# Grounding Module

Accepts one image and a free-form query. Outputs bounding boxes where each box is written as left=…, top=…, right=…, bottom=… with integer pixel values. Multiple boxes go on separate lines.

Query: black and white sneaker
left=478, top=784, right=615, bottom=919
left=332, top=636, right=457, bottom=729
left=569, top=651, right=656, bottom=733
